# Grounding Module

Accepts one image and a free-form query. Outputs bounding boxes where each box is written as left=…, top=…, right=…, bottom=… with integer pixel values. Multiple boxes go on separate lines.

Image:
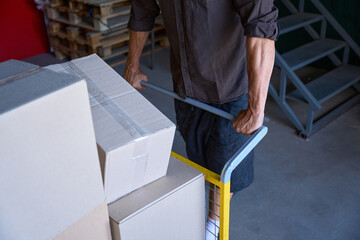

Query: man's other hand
left=232, top=109, right=264, bottom=136
left=122, top=66, right=148, bottom=90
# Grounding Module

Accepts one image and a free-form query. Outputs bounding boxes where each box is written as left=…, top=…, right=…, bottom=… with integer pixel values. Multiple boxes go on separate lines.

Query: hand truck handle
left=220, top=126, right=267, bottom=183
left=140, top=81, right=268, bottom=183
left=141, top=81, right=235, bottom=121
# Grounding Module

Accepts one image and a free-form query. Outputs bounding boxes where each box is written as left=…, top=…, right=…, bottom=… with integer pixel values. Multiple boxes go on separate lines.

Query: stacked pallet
left=45, top=0, right=168, bottom=66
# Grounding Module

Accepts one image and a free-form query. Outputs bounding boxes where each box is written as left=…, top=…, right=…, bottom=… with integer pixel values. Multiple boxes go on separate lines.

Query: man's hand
left=123, top=30, right=150, bottom=90
left=232, top=109, right=264, bottom=136
left=123, top=66, right=148, bottom=90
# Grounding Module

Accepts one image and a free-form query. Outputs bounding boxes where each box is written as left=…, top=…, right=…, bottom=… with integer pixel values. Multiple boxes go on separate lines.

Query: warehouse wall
left=276, top=0, right=360, bottom=64
left=0, top=0, right=49, bottom=62
left=322, top=0, right=360, bottom=44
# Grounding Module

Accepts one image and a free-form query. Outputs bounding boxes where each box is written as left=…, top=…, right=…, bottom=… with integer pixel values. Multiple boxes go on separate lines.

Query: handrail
left=275, top=51, right=322, bottom=110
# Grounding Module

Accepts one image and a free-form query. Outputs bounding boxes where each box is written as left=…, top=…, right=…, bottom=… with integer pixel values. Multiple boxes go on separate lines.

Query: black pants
left=174, top=94, right=255, bottom=193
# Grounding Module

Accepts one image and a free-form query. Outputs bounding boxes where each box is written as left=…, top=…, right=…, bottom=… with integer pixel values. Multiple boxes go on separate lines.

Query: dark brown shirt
left=128, top=0, right=279, bottom=104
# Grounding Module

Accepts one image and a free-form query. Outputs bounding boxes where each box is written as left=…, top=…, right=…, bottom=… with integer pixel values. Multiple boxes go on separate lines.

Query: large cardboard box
left=0, top=60, right=110, bottom=240
left=109, top=156, right=205, bottom=240
left=54, top=202, right=111, bottom=240
left=46, top=54, right=176, bottom=204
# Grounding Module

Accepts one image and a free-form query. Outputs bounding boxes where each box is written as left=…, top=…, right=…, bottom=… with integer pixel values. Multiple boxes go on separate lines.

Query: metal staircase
left=270, top=0, right=360, bottom=138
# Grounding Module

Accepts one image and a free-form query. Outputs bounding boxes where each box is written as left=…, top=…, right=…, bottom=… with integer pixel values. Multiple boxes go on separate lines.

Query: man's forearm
left=232, top=37, right=275, bottom=134
left=126, top=30, right=151, bottom=70
left=123, top=30, right=151, bottom=89
left=246, top=37, right=275, bottom=115
left=123, top=30, right=149, bottom=90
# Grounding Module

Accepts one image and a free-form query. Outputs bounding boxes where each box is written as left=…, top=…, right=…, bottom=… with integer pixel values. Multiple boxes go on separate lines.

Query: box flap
left=0, top=59, right=37, bottom=79
left=0, top=60, right=82, bottom=115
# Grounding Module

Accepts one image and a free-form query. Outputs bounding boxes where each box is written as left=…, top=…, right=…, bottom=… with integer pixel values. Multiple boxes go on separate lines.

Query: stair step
left=279, top=13, right=323, bottom=35
left=282, top=38, right=347, bottom=70
left=287, top=64, right=360, bottom=103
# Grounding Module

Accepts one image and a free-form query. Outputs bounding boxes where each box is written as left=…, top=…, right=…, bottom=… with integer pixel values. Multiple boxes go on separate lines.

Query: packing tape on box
left=130, top=138, right=150, bottom=190
left=65, top=62, right=150, bottom=140
left=0, top=67, right=42, bottom=87
left=62, top=62, right=150, bottom=181
left=47, top=61, right=151, bottom=182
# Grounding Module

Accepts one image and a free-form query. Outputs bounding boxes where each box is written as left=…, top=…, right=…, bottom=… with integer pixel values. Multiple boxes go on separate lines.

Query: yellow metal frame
left=171, top=152, right=231, bottom=240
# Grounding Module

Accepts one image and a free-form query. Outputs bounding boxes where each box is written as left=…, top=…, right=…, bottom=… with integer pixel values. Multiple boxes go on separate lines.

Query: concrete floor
left=25, top=50, right=360, bottom=240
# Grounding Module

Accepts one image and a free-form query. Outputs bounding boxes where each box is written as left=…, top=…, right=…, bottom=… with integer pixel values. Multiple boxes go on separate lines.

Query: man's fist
left=122, top=66, right=148, bottom=90
left=232, top=109, right=264, bottom=136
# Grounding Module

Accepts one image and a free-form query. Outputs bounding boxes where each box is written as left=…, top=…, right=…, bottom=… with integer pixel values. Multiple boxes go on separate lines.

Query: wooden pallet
left=48, top=21, right=125, bottom=49
left=69, top=0, right=131, bottom=16
left=97, top=27, right=166, bottom=58
left=46, top=0, right=167, bottom=66
left=50, top=37, right=90, bottom=60
left=48, top=21, right=165, bottom=49
left=50, top=32, right=169, bottom=67
left=100, top=33, right=168, bottom=59
left=49, top=0, right=130, bottom=14
left=106, top=38, right=169, bottom=67
left=48, top=0, right=68, bottom=7
left=45, top=1, right=130, bottom=31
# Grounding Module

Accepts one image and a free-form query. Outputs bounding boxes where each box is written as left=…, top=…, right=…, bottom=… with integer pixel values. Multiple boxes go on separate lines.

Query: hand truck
left=141, top=81, right=268, bottom=240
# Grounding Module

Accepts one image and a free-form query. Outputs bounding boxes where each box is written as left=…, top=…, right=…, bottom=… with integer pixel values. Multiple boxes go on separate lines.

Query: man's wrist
left=248, top=95, right=265, bottom=115
left=125, top=61, right=140, bottom=72
left=248, top=104, right=264, bottom=114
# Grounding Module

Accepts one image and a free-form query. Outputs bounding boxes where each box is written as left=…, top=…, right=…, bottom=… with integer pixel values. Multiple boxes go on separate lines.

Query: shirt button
left=180, top=42, right=185, bottom=48
left=178, top=17, right=182, bottom=22
left=183, top=67, right=187, bottom=72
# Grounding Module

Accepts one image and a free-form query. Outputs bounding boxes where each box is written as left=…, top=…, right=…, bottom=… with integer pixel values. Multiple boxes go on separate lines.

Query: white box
left=109, top=156, right=205, bottom=240
left=0, top=60, right=110, bottom=240
left=54, top=202, right=111, bottom=240
left=46, top=54, right=176, bottom=204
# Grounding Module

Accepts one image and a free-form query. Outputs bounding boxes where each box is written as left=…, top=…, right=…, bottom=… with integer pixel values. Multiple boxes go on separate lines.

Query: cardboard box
left=108, top=156, right=205, bottom=240
left=0, top=60, right=110, bottom=240
left=46, top=54, right=176, bottom=204
left=54, top=202, right=111, bottom=240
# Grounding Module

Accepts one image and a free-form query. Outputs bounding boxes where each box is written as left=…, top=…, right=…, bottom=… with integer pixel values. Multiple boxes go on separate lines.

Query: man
left=123, top=1, right=278, bottom=239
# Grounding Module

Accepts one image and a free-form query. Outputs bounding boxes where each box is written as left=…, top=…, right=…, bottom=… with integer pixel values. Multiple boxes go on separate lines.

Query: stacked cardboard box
left=46, top=55, right=205, bottom=240
left=46, top=54, right=176, bottom=204
left=0, top=60, right=111, bottom=239
left=109, top=156, right=205, bottom=240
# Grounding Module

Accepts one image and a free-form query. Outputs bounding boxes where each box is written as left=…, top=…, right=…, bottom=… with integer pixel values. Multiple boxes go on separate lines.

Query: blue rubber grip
left=220, top=126, right=268, bottom=183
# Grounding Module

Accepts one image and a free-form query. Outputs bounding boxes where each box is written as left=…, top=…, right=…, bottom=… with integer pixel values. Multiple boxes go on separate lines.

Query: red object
left=0, top=0, right=49, bottom=62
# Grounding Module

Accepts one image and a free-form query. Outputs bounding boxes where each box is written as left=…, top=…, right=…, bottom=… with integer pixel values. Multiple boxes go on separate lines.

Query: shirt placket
left=174, top=0, right=194, bottom=97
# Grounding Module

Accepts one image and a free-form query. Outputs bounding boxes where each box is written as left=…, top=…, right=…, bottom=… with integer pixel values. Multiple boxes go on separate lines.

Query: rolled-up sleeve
left=233, top=0, right=279, bottom=40
left=128, top=0, right=160, bottom=32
